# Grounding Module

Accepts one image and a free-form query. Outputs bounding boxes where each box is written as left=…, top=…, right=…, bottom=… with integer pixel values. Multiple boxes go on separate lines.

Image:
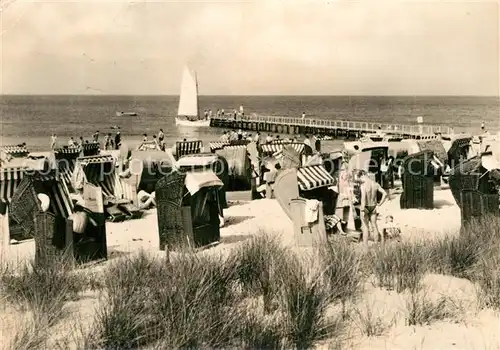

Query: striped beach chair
left=75, top=155, right=141, bottom=222
left=82, top=142, right=100, bottom=156
left=0, top=144, right=29, bottom=158
left=274, top=164, right=336, bottom=247
left=55, top=146, right=81, bottom=192
left=138, top=141, right=161, bottom=151
left=260, top=143, right=306, bottom=157
left=175, top=140, right=202, bottom=159
left=209, top=141, right=230, bottom=153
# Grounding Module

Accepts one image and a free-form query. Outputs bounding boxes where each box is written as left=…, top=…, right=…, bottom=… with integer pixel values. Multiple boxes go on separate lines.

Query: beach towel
left=305, top=199, right=320, bottom=223
left=72, top=164, right=86, bottom=191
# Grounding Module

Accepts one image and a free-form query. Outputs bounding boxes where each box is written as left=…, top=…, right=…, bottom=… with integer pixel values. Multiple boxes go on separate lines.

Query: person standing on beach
left=481, top=121, right=485, bottom=132
left=302, top=112, right=306, bottom=120
left=303, top=135, right=311, bottom=148
left=114, top=130, right=121, bottom=150
left=158, top=129, right=164, bottom=144
left=254, top=132, right=261, bottom=144
left=68, top=137, right=75, bottom=147
left=152, top=135, right=160, bottom=150
left=355, top=170, right=387, bottom=246
left=50, top=134, right=57, bottom=150
left=92, top=131, right=99, bottom=143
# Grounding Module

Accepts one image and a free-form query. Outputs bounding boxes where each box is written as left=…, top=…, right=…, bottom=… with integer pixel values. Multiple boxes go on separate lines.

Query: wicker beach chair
left=448, top=155, right=500, bottom=223
left=155, top=170, right=223, bottom=250
left=175, top=140, right=202, bottom=160
left=448, top=136, right=472, bottom=168
left=177, top=153, right=228, bottom=210
left=399, top=150, right=435, bottom=209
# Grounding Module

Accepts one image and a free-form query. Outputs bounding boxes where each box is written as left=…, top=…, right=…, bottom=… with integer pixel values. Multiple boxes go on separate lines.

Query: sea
left=1, top=95, right=499, bottom=152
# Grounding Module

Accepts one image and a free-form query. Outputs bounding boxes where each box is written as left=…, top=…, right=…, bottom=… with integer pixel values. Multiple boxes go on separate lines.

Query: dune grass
left=1, top=253, right=84, bottom=324
left=371, top=241, right=430, bottom=293
left=3, top=214, right=500, bottom=348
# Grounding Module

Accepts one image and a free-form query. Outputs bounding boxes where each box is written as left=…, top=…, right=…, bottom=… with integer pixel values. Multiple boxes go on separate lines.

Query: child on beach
left=382, top=215, right=401, bottom=242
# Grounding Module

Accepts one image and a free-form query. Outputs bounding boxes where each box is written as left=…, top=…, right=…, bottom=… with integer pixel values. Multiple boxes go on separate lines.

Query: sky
left=1, top=0, right=499, bottom=95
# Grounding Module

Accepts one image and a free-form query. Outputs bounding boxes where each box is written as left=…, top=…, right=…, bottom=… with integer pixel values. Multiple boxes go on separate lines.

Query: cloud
left=1, top=0, right=498, bottom=95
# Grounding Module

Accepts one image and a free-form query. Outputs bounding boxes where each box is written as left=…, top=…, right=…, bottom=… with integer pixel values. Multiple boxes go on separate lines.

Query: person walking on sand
left=355, top=170, right=388, bottom=246
left=50, top=134, right=57, bottom=150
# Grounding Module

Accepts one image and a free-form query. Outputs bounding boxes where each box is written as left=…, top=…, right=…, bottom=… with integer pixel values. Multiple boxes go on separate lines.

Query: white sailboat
left=175, top=66, right=210, bottom=127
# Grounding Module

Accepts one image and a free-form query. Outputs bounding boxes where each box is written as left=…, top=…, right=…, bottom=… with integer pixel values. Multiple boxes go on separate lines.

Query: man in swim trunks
left=355, top=170, right=388, bottom=246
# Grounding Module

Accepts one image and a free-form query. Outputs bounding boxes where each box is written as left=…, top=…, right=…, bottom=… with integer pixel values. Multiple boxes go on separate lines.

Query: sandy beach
left=3, top=185, right=499, bottom=350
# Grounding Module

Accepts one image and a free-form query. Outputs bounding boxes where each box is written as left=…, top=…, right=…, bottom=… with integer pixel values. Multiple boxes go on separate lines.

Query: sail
left=177, top=66, right=199, bottom=118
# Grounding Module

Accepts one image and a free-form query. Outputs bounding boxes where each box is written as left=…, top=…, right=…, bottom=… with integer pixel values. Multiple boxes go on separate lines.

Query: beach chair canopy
left=82, top=142, right=100, bottom=156
left=297, top=164, right=336, bottom=191
left=343, top=141, right=389, bottom=155
left=260, top=143, right=306, bottom=156
left=0, top=158, right=50, bottom=204
left=184, top=171, right=224, bottom=195
left=210, top=141, right=230, bottom=153
left=137, top=141, right=161, bottom=151
left=55, top=146, right=81, bottom=156
left=415, top=140, right=448, bottom=164
left=0, top=144, right=29, bottom=158
left=347, top=146, right=388, bottom=173
left=176, top=154, right=220, bottom=168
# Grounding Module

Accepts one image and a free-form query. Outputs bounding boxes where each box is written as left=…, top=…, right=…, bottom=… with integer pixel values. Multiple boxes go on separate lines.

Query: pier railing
left=214, top=115, right=451, bottom=136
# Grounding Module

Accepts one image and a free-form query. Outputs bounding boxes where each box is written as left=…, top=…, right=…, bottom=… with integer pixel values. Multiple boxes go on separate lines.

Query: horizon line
left=1, top=93, right=499, bottom=98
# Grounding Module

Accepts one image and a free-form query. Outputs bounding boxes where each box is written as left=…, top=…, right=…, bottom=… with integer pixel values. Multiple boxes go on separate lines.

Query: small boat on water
left=175, top=66, right=210, bottom=127
left=116, top=111, right=137, bottom=117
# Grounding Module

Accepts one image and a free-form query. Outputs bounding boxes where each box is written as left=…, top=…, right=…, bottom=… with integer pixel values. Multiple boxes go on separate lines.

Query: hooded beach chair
left=0, top=157, right=51, bottom=240
left=209, top=141, right=230, bottom=153
left=215, top=145, right=255, bottom=200
left=7, top=168, right=106, bottom=265
left=74, top=154, right=143, bottom=222
left=448, top=151, right=500, bottom=223
left=54, top=146, right=81, bottom=192
left=82, top=142, right=100, bottom=156
left=156, top=169, right=224, bottom=250
left=177, top=153, right=228, bottom=210
left=274, top=164, right=336, bottom=247
left=175, top=140, right=202, bottom=160
left=0, top=144, right=29, bottom=159
left=447, top=136, right=472, bottom=167
left=399, top=150, right=436, bottom=209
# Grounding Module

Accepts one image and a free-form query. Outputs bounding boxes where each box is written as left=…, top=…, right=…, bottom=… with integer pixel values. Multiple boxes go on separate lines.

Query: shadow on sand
left=222, top=215, right=255, bottom=228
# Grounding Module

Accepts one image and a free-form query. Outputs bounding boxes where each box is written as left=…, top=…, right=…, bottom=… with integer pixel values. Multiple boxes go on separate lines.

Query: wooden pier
left=210, top=115, right=452, bottom=140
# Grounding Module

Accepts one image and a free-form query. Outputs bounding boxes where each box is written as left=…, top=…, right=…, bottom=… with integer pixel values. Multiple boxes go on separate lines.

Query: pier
left=210, top=115, right=452, bottom=140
